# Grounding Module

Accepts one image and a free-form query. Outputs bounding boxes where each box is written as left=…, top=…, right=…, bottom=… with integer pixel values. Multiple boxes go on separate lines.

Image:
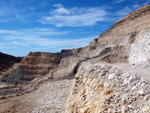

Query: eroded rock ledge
left=115, top=4, right=150, bottom=24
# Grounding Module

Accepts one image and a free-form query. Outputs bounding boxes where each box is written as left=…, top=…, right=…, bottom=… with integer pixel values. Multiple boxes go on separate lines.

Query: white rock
left=131, top=86, right=136, bottom=90
left=142, top=106, right=150, bottom=112
left=121, top=105, right=127, bottom=113
left=108, top=73, right=116, bottom=80
left=137, top=89, right=144, bottom=95
left=144, top=95, right=149, bottom=100
left=123, top=78, right=130, bottom=85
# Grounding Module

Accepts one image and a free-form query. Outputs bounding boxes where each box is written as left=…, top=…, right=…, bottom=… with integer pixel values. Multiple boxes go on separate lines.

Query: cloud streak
left=39, top=4, right=109, bottom=27
left=0, top=28, right=97, bottom=50
left=116, top=6, right=133, bottom=16
left=113, top=0, right=126, bottom=4
left=114, top=3, right=144, bottom=20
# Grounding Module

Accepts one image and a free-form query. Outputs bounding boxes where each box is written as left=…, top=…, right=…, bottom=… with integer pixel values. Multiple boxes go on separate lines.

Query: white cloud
left=132, top=4, right=141, bottom=9
left=39, top=4, right=108, bottom=27
left=0, top=1, right=26, bottom=23
left=0, top=28, right=97, bottom=50
left=29, top=7, right=36, bottom=10
left=0, top=30, right=18, bottom=34
left=53, top=4, right=70, bottom=14
left=116, top=6, right=132, bottom=16
left=116, top=3, right=144, bottom=18
left=114, top=0, right=126, bottom=4
left=0, top=28, right=67, bottom=36
left=0, top=1, right=19, bottom=17
left=0, top=1, right=38, bottom=23
left=11, top=41, right=29, bottom=47
left=113, top=0, right=128, bottom=4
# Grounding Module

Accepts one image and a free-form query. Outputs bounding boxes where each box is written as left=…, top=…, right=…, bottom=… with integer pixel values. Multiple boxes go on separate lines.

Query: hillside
left=0, top=4, right=150, bottom=113
left=0, top=52, right=21, bottom=74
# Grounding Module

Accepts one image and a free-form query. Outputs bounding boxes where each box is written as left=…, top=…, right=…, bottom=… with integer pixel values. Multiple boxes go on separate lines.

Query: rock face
left=65, top=4, right=150, bottom=113
left=0, top=48, right=85, bottom=97
left=115, top=4, right=150, bottom=24
left=129, top=29, right=150, bottom=64
left=65, top=62, right=150, bottom=113
left=0, top=52, right=61, bottom=85
left=0, top=52, right=21, bottom=75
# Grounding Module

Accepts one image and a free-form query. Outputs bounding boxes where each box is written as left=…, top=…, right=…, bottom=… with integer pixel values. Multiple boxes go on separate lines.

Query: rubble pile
left=65, top=63, right=150, bottom=113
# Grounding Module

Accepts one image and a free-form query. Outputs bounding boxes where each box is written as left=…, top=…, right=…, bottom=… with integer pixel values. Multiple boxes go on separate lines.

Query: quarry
left=0, top=4, right=150, bottom=113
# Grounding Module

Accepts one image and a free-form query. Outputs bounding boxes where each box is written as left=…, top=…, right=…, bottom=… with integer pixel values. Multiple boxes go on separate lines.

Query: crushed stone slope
left=65, top=62, right=150, bottom=113
left=0, top=79, right=73, bottom=113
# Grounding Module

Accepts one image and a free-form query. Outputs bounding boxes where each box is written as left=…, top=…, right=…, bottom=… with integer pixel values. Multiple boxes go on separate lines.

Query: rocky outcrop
left=0, top=52, right=62, bottom=85
left=78, top=4, right=150, bottom=61
left=76, top=4, right=150, bottom=64
left=115, top=4, right=150, bottom=24
left=0, top=52, right=21, bottom=74
left=0, top=49, right=83, bottom=96
left=129, top=29, right=150, bottom=64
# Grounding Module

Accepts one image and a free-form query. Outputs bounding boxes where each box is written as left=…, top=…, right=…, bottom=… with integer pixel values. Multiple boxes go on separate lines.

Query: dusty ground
left=0, top=79, right=73, bottom=113
left=103, top=62, right=150, bottom=80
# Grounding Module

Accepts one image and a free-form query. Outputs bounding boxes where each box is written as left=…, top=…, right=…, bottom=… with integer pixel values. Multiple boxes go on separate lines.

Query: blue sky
left=0, top=0, right=149, bottom=56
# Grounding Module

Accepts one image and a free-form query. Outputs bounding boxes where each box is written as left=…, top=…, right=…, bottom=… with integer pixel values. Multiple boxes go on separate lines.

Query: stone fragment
left=142, top=106, right=150, bottom=112
left=137, top=89, right=144, bottom=95
left=121, top=105, right=127, bottom=113
left=108, top=73, right=115, bottom=80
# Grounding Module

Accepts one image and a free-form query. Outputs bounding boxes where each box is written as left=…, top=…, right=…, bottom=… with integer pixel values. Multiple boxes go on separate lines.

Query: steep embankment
left=80, top=4, right=150, bottom=62
left=0, top=52, right=21, bottom=74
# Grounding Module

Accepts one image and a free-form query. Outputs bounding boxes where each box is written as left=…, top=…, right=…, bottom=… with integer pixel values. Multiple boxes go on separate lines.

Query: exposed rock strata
left=0, top=50, right=82, bottom=97
left=115, top=4, right=150, bottom=24
left=0, top=52, right=62, bottom=85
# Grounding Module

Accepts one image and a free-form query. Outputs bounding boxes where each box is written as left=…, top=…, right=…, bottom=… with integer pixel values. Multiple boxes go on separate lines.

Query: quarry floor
left=0, top=79, right=73, bottom=113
